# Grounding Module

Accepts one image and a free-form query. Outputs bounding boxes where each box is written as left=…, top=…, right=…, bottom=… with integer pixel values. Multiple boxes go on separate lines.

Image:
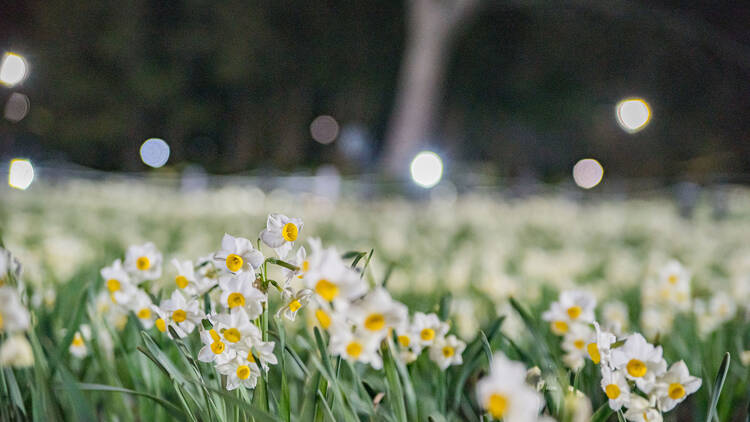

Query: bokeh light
left=0, top=53, right=28, bottom=87
left=573, top=158, right=604, bottom=189
left=410, top=151, right=443, bottom=188
left=4, top=93, right=30, bottom=122
left=616, top=98, right=651, bottom=133
left=140, top=138, right=170, bottom=168
left=8, top=159, right=34, bottom=190
left=310, top=115, right=339, bottom=144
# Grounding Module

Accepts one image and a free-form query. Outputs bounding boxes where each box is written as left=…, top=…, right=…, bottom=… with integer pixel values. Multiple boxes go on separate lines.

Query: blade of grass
left=73, top=383, right=186, bottom=419
left=706, top=352, right=730, bottom=422
left=382, top=340, right=407, bottom=422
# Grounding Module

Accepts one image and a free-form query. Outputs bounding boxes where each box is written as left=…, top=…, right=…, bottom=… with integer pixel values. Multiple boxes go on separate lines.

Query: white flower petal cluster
left=0, top=247, right=33, bottom=369
left=260, top=213, right=303, bottom=259
left=476, top=352, right=544, bottom=422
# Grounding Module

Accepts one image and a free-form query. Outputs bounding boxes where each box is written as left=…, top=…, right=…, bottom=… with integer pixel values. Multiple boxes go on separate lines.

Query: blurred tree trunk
left=382, top=0, right=479, bottom=177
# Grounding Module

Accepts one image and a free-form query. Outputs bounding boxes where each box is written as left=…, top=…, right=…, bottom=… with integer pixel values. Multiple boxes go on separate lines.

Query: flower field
left=1, top=179, right=749, bottom=421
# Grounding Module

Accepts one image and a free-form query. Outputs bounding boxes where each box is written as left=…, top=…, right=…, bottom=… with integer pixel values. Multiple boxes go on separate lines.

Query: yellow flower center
left=420, top=328, right=435, bottom=341
left=315, top=279, right=339, bottom=302
left=302, top=260, right=310, bottom=272
left=236, top=365, right=251, bottom=380
left=346, top=341, right=363, bottom=358
left=668, top=274, right=678, bottom=285
left=72, top=333, right=84, bottom=347
left=587, top=343, right=601, bottom=364
left=668, top=383, right=685, bottom=400
left=573, top=339, right=586, bottom=349
left=442, top=346, right=455, bottom=358
left=552, top=320, right=569, bottom=334
left=364, top=313, right=386, bottom=331
left=627, top=359, right=647, bottom=378
left=209, top=329, right=221, bottom=341
left=282, top=223, right=298, bottom=241
left=155, top=318, right=166, bottom=332
left=398, top=335, right=410, bottom=347
left=605, top=383, right=620, bottom=399
left=224, top=328, right=241, bottom=343
left=567, top=305, right=582, bottom=320
left=210, top=341, right=225, bottom=354
left=247, top=350, right=256, bottom=363
left=175, top=275, right=189, bottom=289
left=106, top=279, right=121, bottom=292
left=172, top=309, right=187, bottom=323
left=315, top=309, right=331, bottom=329
left=137, top=308, right=151, bottom=319
left=486, top=393, right=509, bottom=419
left=289, top=299, right=302, bottom=312
left=227, top=292, right=246, bottom=308
left=226, top=254, right=244, bottom=272
left=136, top=256, right=150, bottom=271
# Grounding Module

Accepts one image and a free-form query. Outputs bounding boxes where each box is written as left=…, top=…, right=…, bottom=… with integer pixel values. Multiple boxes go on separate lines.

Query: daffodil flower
left=348, top=288, right=408, bottom=341
left=214, top=234, right=264, bottom=274
left=428, top=334, right=465, bottom=370
left=610, top=333, right=666, bottom=393
left=276, top=288, right=313, bottom=321
left=156, top=290, right=203, bottom=338
left=260, top=213, right=303, bottom=259
left=218, top=272, right=266, bottom=319
left=652, top=361, right=701, bottom=412
left=124, top=243, right=163, bottom=283
left=600, top=367, right=630, bottom=411
left=542, top=290, right=596, bottom=335
left=409, top=312, right=449, bottom=352
left=476, top=352, right=544, bottom=422
left=329, top=328, right=383, bottom=369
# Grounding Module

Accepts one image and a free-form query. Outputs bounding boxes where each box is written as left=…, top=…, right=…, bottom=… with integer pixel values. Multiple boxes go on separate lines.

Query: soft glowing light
left=410, top=151, right=443, bottom=188
left=8, top=159, right=34, bottom=190
left=0, top=53, right=28, bottom=87
left=4, top=93, right=30, bottom=122
left=310, top=115, right=339, bottom=144
left=573, top=158, right=604, bottom=189
left=140, top=138, right=170, bottom=168
left=616, top=98, right=651, bottom=132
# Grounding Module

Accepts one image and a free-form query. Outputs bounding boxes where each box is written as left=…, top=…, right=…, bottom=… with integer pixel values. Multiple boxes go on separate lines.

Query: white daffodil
left=476, top=352, right=543, bottom=422
left=101, top=259, right=137, bottom=305
left=69, top=325, right=91, bottom=358
left=623, top=395, right=662, bottom=422
left=329, top=328, right=383, bottom=369
left=0, top=286, right=30, bottom=333
left=600, top=367, right=630, bottom=411
left=276, top=288, right=313, bottom=321
left=610, top=333, right=667, bottom=393
left=658, top=260, right=690, bottom=290
left=709, top=291, right=737, bottom=323
left=562, top=323, right=594, bottom=371
left=214, top=234, right=264, bottom=274
left=213, top=308, right=262, bottom=349
left=194, top=254, right=225, bottom=292
left=281, top=246, right=308, bottom=285
left=586, top=321, right=616, bottom=367
left=302, top=248, right=367, bottom=305
left=260, top=213, right=303, bottom=259
left=171, top=258, right=202, bottom=295
left=349, top=288, right=408, bottom=341
left=236, top=337, right=277, bottom=372
left=124, top=243, right=163, bottom=282
left=128, top=290, right=155, bottom=329
left=410, top=312, right=449, bottom=352
left=601, top=300, right=629, bottom=335
left=216, top=354, right=261, bottom=391
left=542, top=290, right=596, bottom=335
left=156, top=290, right=203, bottom=337
left=652, top=361, right=701, bottom=412
left=0, top=334, right=34, bottom=367
left=428, top=334, right=465, bottom=370
left=308, top=300, right=346, bottom=332
left=198, top=328, right=235, bottom=364
left=218, top=272, right=266, bottom=319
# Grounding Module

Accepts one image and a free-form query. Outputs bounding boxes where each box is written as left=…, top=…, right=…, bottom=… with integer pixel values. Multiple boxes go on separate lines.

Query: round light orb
left=310, top=115, right=339, bottom=144
left=0, top=53, right=28, bottom=87
left=616, top=98, right=651, bottom=133
left=8, top=159, right=34, bottom=190
left=410, top=151, right=443, bottom=188
left=140, top=138, right=170, bottom=168
left=572, top=158, right=604, bottom=189
left=4, top=93, right=30, bottom=122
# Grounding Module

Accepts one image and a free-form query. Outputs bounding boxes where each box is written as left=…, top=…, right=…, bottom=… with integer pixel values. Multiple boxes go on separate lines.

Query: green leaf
left=382, top=341, right=407, bottom=422
left=73, top=383, right=186, bottom=420
left=276, top=318, right=291, bottom=422
left=591, top=402, right=614, bottom=422
left=479, top=331, right=493, bottom=368
left=4, top=367, right=26, bottom=417
left=706, top=352, right=730, bottom=422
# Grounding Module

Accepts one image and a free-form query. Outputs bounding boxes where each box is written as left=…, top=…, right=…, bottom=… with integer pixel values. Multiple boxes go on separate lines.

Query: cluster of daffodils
left=0, top=247, right=34, bottom=368
left=95, top=213, right=464, bottom=390
left=545, top=290, right=702, bottom=421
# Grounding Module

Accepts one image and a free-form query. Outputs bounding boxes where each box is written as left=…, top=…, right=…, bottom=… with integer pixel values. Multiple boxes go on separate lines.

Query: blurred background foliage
left=1, top=0, right=749, bottom=181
